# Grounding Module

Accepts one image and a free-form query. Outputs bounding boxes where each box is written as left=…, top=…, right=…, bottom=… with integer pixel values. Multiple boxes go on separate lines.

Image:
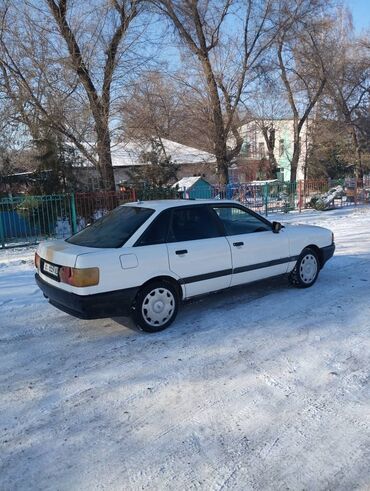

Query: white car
left=35, top=200, right=335, bottom=332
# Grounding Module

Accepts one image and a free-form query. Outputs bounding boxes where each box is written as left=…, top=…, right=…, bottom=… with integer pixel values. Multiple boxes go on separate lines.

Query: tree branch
left=102, top=1, right=138, bottom=111
left=46, top=0, right=100, bottom=115
left=277, top=37, right=298, bottom=120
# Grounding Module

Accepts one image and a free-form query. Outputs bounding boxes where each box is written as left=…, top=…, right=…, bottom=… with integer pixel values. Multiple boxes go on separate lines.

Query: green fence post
left=264, top=183, right=269, bottom=216
left=70, top=193, right=78, bottom=234
left=0, top=212, right=5, bottom=249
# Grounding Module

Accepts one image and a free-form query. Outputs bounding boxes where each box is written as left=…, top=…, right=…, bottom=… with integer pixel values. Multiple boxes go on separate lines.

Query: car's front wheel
left=133, top=281, right=179, bottom=332
left=289, top=247, right=320, bottom=288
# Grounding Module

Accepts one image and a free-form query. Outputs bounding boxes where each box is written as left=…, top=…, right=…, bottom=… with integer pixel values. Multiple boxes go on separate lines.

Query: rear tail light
left=59, top=267, right=99, bottom=287
left=34, top=252, right=41, bottom=270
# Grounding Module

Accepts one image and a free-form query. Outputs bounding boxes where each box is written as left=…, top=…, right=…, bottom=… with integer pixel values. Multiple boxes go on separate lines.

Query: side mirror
left=272, top=221, right=282, bottom=233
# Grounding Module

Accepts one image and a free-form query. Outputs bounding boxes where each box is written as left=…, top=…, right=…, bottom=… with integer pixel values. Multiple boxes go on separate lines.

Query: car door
left=130, top=209, right=174, bottom=288
left=166, top=205, right=232, bottom=298
left=211, top=204, right=290, bottom=287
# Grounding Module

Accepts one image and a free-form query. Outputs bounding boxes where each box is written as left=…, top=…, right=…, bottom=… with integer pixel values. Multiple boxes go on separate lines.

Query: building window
left=229, top=164, right=239, bottom=184
left=88, top=177, right=101, bottom=191
left=258, top=142, right=265, bottom=159
left=244, top=143, right=251, bottom=158
left=279, top=139, right=285, bottom=157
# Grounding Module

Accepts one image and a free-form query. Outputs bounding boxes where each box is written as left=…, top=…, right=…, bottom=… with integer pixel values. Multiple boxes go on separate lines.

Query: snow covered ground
left=0, top=206, right=369, bottom=491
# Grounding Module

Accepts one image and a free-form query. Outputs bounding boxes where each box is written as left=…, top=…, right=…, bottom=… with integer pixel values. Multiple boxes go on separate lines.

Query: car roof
left=122, top=199, right=238, bottom=211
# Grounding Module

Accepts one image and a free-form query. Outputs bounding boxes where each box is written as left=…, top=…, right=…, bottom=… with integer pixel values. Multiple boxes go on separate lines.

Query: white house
left=73, top=138, right=217, bottom=190
left=238, top=119, right=311, bottom=182
left=111, top=138, right=217, bottom=185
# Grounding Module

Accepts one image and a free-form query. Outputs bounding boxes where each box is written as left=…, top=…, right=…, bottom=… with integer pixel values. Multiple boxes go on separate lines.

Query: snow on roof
left=111, top=138, right=215, bottom=167
left=172, top=176, right=206, bottom=189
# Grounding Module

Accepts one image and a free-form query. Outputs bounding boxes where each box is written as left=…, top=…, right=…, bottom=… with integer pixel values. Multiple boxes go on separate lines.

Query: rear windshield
left=66, top=206, right=154, bottom=248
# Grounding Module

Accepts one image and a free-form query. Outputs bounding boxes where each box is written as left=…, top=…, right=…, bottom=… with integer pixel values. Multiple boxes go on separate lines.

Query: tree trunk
left=96, top=127, right=116, bottom=191
left=214, top=145, right=229, bottom=185
left=261, top=126, right=278, bottom=178
left=200, top=58, right=229, bottom=185
left=290, top=143, right=300, bottom=183
left=209, top=97, right=229, bottom=185
left=350, top=126, right=363, bottom=179
left=290, top=117, right=300, bottom=183
left=44, top=0, right=137, bottom=193
left=267, top=151, right=278, bottom=178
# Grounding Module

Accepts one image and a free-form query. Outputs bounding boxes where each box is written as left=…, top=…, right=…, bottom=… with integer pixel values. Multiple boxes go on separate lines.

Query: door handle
left=175, top=249, right=188, bottom=255
left=233, top=242, right=244, bottom=247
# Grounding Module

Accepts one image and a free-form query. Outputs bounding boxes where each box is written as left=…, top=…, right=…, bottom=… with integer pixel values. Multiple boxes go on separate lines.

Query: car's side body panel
left=226, top=229, right=291, bottom=286
left=284, top=224, right=333, bottom=271
left=167, top=237, right=232, bottom=297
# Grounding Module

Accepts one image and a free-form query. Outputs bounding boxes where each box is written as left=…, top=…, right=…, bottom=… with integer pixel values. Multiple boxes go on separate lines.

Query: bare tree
left=275, top=15, right=330, bottom=183
left=119, top=70, right=217, bottom=155
left=0, top=0, right=142, bottom=190
left=305, top=118, right=358, bottom=179
left=120, top=72, right=184, bottom=144
left=150, top=0, right=283, bottom=184
left=324, top=14, right=370, bottom=177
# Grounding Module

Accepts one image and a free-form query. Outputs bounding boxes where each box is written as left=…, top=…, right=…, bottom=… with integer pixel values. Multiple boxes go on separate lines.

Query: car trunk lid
left=37, top=240, right=98, bottom=268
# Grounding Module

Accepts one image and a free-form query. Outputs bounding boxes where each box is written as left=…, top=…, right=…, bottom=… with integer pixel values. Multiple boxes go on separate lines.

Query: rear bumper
left=321, top=243, right=335, bottom=267
left=35, top=273, right=138, bottom=319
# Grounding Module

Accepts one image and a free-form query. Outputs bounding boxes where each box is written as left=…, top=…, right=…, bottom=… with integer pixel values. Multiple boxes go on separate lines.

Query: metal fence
left=0, top=194, right=73, bottom=249
left=73, top=190, right=136, bottom=234
left=0, top=180, right=369, bottom=248
left=209, top=181, right=297, bottom=214
left=0, top=190, right=135, bottom=248
left=176, top=179, right=370, bottom=214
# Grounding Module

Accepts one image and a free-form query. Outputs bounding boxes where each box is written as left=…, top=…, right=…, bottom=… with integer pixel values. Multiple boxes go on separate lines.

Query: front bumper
left=35, top=273, right=138, bottom=319
left=321, top=243, right=335, bottom=267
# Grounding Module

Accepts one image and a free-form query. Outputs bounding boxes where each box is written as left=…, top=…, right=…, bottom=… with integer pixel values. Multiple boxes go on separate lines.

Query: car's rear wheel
left=289, top=247, right=320, bottom=288
left=133, top=281, right=179, bottom=332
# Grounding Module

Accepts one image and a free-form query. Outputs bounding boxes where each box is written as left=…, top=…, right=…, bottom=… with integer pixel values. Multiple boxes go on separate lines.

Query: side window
left=168, top=206, right=222, bottom=242
left=135, top=210, right=171, bottom=246
left=212, top=206, right=271, bottom=235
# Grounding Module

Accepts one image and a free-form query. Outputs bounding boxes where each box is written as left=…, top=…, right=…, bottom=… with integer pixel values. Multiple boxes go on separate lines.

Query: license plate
left=43, top=261, right=59, bottom=277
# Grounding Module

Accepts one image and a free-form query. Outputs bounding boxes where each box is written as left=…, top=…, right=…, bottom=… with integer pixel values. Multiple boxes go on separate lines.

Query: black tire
left=289, top=247, right=320, bottom=288
left=133, top=281, right=179, bottom=333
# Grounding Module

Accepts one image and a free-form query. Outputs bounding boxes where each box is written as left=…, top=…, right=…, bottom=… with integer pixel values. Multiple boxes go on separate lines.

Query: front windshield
left=67, top=206, right=154, bottom=248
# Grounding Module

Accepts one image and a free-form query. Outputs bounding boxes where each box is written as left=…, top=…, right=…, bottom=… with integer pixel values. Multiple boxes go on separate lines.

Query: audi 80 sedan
left=35, top=200, right=335, bottom=332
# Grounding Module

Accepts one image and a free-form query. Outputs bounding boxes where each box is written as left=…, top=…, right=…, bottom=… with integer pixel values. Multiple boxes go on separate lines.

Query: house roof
left=1, top=169, right=53, bottom=183
left=111, top=139, right=215, bottom=167
left=172, top=176, right=209, bottom=190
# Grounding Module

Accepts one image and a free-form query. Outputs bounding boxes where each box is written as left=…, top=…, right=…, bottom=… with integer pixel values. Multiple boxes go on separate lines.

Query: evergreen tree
left=30, top=132, right=82, bottom=194
left=128, top=139, right=179, bottom=187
